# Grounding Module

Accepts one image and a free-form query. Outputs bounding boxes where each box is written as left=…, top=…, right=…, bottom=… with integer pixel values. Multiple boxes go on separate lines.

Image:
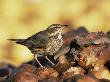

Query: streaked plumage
left=9, top=24, right=68, bottom=67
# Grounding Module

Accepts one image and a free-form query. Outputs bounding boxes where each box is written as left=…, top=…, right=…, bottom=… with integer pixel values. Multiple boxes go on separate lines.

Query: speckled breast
left=46, top=34, right=63, bottom=55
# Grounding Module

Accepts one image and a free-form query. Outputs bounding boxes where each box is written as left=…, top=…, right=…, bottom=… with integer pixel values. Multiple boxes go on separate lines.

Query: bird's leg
left=45, top=56, right=55, bottom=66
left=34, top=55, right=43, bottom=68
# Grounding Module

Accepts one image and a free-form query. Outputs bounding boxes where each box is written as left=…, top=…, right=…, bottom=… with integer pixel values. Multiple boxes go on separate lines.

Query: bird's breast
left=46, top=35, right=63, bottom=55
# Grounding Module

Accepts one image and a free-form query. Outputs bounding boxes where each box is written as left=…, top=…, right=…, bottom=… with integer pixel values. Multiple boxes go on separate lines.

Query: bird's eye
left=54, top=28, right=59, bottom=32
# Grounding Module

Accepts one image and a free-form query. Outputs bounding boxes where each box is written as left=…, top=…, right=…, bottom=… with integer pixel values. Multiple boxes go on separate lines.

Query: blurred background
left=0, top=0, right=110, bottom=67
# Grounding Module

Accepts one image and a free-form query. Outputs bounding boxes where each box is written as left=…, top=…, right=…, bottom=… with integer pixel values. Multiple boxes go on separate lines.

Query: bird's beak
left=60, top=25, right=68, bottom=30
left=62, top=25, right=69, bottom=30
left=63, top=25, right=69, bottom=27
left=61, top=25, right=71, bottom=34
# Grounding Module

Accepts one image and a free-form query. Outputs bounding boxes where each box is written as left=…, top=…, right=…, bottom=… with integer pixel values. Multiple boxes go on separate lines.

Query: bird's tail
left=8, top=39, right=25, bottom=44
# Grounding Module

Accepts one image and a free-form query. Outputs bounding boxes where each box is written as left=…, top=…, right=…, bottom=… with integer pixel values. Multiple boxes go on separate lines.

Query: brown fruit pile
left=0, top=27, right=110, bottom=82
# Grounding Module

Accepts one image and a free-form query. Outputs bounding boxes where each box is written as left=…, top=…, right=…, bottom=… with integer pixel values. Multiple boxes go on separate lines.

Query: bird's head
left=47, top=24, right=68, bottom=36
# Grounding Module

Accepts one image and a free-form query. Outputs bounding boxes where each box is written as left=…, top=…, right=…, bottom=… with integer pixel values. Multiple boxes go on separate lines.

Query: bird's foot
left=45, top=56, right=55, bottom=66
left=34, top=55, right=49, bottom=70
left=34, top=55, right=44, bottom=68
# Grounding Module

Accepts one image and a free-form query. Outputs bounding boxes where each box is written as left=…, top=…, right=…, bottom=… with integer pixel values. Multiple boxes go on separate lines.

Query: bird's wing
left=27, top=30, right=47, bottom=40
left=24, top=31, right=49, bottom=48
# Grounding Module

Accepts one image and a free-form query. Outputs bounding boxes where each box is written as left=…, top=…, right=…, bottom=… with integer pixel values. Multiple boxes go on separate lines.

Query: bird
left=9, top=24, right=68, bottom=67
